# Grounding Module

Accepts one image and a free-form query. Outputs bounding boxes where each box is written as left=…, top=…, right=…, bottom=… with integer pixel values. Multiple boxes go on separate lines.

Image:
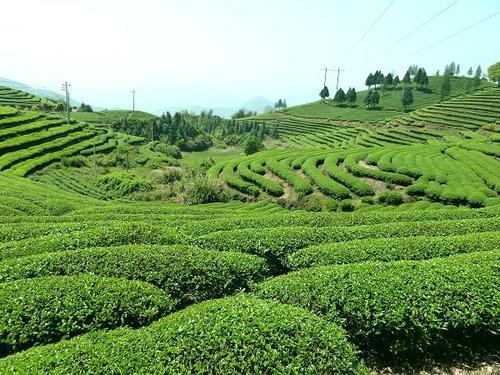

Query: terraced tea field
left=0, top=81, right=498, bottom=373
left=0, top=86, right=45, bottom=108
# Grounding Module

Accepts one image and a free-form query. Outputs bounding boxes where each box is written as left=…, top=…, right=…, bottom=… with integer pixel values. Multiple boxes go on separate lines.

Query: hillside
left=0, top=86, right=49, bottom=108
left=250, top=76, right=492, bottom=123
left=71, top=109, right=157, bottom=124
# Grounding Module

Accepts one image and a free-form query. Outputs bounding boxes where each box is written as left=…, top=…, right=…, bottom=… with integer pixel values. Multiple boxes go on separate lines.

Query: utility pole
left=320, top=67, right=333, bottom=87
left=61, top=81, right=71, bottom=124
left=334, top=68, right=345, bottom=94
left=151, top=120, right=154, bottom=141
left=132, top=89, right=136, bottom=111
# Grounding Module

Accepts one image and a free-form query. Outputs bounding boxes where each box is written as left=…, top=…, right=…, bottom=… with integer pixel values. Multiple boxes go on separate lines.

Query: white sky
left=1, top=0, right=499, bottom=113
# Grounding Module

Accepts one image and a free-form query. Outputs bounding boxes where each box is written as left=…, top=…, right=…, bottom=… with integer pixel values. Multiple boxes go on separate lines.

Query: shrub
left=152, top=167, right=182, bottom=184
left=97, top=172, right=153, bottom=196
left=253, top=251, right=500, bottom=356
left=0, top=274, right=174, bottom=355
left=0, top=222, right=185, bottom=260
left=0, top=245, right=269, bottom=307
left=339, top=199, right=355, bottom=212
left=361, top=196, right=374, bottom=205
left=468, top=192, right=487, bottom=208
left=184, top=175, right=227, bottom=204
left=288, top=231, right=500, bottom=269
left=244, top=136, right=264, bottom=155
left=376, top=191, right=404, bottom=205
left=0, top=295, right=368, bottom=374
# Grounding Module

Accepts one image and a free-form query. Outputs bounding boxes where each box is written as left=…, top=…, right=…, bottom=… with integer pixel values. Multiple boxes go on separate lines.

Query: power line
left=383, top=0, right=459, bottom=54
left=354, top=0, right=395, bottom=47
left=402, top=9, right=500, bottom=59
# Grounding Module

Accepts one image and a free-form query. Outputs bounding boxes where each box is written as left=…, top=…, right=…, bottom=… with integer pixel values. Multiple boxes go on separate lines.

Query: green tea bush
left=376, top=191, right=404, bottom=205
left=254, top=251, right=500, bottom=356
left=0, top=245, right=269, bottom=307
left=288, top=231, right=500, bottom=269
left=61, top=155, right=88, bottom=168
left=97, top=172, right=153, bottom=196
left=0, top=295, right=368, bottom=374
left=0, top=274, right=174, bottom=355
left=184, top=175, right=227, bottom=204
left=0, top=222, right=184, bottom=260
left=339, top=199, right=355, bottom=212
left=192, top=217, right=500, bottom=270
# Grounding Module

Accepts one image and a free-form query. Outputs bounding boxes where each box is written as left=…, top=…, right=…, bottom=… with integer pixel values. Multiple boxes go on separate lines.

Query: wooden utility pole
left=335, top=67, right=345, bottom=93
left=61, top=81, right=71, bottom=124
left=132, top=89, right=136, bottom=111
left=321, top=67, right=333, bottom=87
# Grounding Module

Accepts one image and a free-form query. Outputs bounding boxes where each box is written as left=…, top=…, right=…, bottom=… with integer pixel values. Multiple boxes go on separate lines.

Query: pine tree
left=319, top=86, right=330, bottom=99
left=435, top=70, right=440, bottom=76
left=456, top=64, right=460, bottom=76
left=467, top=67, right=473, bottom=76
left=474, top=65, right=482, bottom=78
left=334, top=88, right=346, bottom=105
left=440, top=74, right=451, bottom=102
left=365, top=73, right=374, bottom=89
left=414, top=68, right=423, bottom=86
left=402, top=70, right=411, bottom=85
left=393, top=75, right=400, bottom=87
left=346, top=87, right=357, bottom=106
left=401, top=87, right=413, bottom=112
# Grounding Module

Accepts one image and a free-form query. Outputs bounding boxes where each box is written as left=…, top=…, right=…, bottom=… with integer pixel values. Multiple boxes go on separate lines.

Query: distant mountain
left=160, top=96, right=273, bottom=119
left=0, top=77, right=80, bottom=106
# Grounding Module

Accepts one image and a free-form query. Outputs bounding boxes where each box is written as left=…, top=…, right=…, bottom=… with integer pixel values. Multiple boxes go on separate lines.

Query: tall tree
left=487, top=62, right=500, bottom=86
left=334, top=88, right=346, bottom=105
left=393, top=75, right=400, bottom=87
left=365, top=73, right=374, bottom=89
left=419, top=68, right=429, bottom=88
left=467, top=67, right=473, bottom=76
left=414, top=68, right=423, bottom=86
left=319, top=86, right=330, bottom=99
left=456, top=64, right=460, bottom=76
left=408, top=65, right=419, bottom=76
left=474, top=65, right=482, bottom=78
left=402, top=70, right=411, bottom=85
left=435, top=70, right=440, bottom=76
left=346, top=87, right=357, bottom=106
left=364, top=90, right=380, bottom=108
left=440, top=74, right=451, bottom=102
left=401, top=87, right=413, bottom=112
left=448, top=62, right=456, bottom=76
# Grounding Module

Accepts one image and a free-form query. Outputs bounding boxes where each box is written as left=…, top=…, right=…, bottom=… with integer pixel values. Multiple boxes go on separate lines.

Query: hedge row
left=302, top=156, right=351, bottom=199
left=0, top=274, right=174, bottom=355
left=0, top=295, right=368, bottom=374
left=253, top=250, right=500, bottom=356
left=288, top=231, right=500, bottom=269
left=0, top=222, right=184, bottom=260
left=323, top=154, right=374, bottom=196
left=0, top=244, right=269, bottom=307
left=191, top=217, right=500, bottom=269
left=266, top=158, right=313, bottom=195
left=183, top=205, right=499, bottom=236
left=222, top=161, right=260, bottom=196
left=237, top=160, right=283, bottom=196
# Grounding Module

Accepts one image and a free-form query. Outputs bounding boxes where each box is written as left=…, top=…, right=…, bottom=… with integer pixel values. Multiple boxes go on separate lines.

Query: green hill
left=251, top=76, right=492, bottom=123
left=0, top=86, right=50, bottom=108
left=71, top=109, right=156, bottom=124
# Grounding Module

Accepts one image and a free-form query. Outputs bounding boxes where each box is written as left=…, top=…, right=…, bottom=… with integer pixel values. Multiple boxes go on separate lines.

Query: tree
left=54, top=101, right=65, bottom=112
left=364, top=90, right=380, bottom=108
left=474, top=65, right=482, bottom=79
left=365, top=73, right=374, bottom=89
left=467, top=67, right=473, bottom=76
left=274, top=99, right=283, bottom=109
left=393, top=75, right=400, bottom=88
left=414, top=68, right=423, bottom=86
left=472, top=75, right=481, bottom=91
left=408, top=65, right=419, bottom=76
left=334, top=88, right=346, bottom=105
left=456, top=64, right=460, bottom=76
left=374, top=70, right=385, bottom=88
left=435, top=70, right=440, bottom=76
left=78, top=102, right=93, bottom=112
left=440, top=74, right=451, bottom=102
left=402, top=70, right=411, bottom=85
left=319, top=86, right=330, bottom=99
left=447, top=62, right=456, bottom=76
left=465, top=78, right=472, bottom=93
left=244, top=135, right=264, bottom=155
left=415, top=68, right=429, bottom=88
left=282, top=99, right=287, bottom=108
left=401, top=87, right=413, bottom=112
left=346, top=87, right=357, bottom=106
left=384, top=73, right=393, bottom=86
left=487, top=62, right=500, bottom=86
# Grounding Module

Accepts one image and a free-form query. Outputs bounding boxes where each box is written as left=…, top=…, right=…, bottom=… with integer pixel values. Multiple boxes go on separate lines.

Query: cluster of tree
left=366, top=71, right=402, bottom=91
left=332, top=87, right=357, bottom=106
left=112, top=110, right=277, bottom=152
left=78, top=103, right=93, bottom=112
left=274, top=99, right=287, bottom=109
left=231, top=108, right=257, bottom=119
left=413, top=68, right=429, bottom=89
left=364, top=90, right=380, bottom=108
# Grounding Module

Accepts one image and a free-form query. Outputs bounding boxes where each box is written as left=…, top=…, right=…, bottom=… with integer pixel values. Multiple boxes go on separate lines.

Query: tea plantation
left=0, top=83, right=498, bottom=373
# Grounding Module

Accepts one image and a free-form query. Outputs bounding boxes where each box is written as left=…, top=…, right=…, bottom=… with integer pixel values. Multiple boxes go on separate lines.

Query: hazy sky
left=1, top=0, right=498, bottom=113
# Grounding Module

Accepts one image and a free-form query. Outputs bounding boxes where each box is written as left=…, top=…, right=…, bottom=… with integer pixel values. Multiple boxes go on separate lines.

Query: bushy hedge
left=376, top=191, right=404, bottom=205
left=302, top=156, right=351, bottom=199
left=266, top=158, right=313, bottom=195
left=253, top=251, right=500, bottom=356
left=0, top=274, right=174, bottom=355
left=0, top=222, right=184, bottom=260
left=0, top=244, right=269, bottom=307
left=288, top=231, right=500, bottom=269
left=0, top=295, right=368, bottom=374
left=192, top=217, right=500, bottom=269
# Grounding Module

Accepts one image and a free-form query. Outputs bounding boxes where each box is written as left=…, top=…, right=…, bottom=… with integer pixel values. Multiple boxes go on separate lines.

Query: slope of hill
left=0, top=77, right=79, bottom=105
left=71, top=109, right=157, bottom=124
left=0, top=86, right=47, bottom=108
left=249, top=76, right=492, bottom=123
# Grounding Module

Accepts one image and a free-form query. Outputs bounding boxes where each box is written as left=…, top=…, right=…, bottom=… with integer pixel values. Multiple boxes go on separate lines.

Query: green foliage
left=288, top=231, right=499, bottom=269
left=319, top=85, right=330, bottom=99
left=0, top=244, right=269, bottom=308
left=97, top=172, right=153, bottom=196
left=0, top=295, right=368, bottom=374
left=254, top=250, right=500, bottom=356
left=0, top=274, right=174, bottom=355
left=401, top=87, right=413, bottom=111
left=376, top=191, right=404, bottom=205
left=244, top=135, right=264, bottom=155
left=184, top=175, right=227, bottom=204
left=488, top=62, right=500, bottom=86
